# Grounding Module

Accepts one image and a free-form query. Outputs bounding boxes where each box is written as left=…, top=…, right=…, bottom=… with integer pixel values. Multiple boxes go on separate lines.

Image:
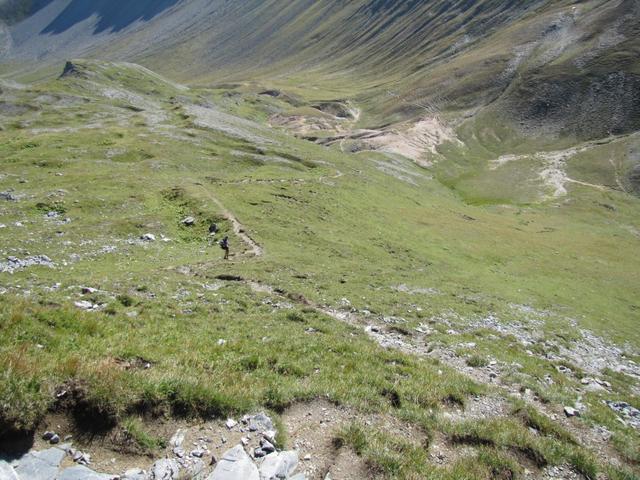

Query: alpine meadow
left=0, top=1, right=639, bottom=479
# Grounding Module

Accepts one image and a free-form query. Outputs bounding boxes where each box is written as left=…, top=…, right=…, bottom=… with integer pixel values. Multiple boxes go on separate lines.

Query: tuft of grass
left=511, top=402, right=577, bottom=444
left=122, top=417, right=166, bottom=451
left=465, top=355, right=489, bottom=368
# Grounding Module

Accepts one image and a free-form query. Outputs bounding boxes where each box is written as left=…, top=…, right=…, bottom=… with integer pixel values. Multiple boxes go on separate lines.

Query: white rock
left=0, top=460, right=18, bottom=480
left=259, top=451, right=298, bottom=480
left=170, top=429, right=186, bottom=448
left=74, top=300, right=94, bottom=310
left=207, top=445, right=259, bottom=480
left=123, top=468, right=147, bottom=480
left=150, top=458, right=180, bottom=479
left=564, top=406, right=579, bottom=417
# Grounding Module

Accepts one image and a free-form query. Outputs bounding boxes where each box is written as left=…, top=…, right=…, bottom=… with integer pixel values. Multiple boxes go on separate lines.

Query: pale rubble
left=0, top=255, right=55, bottom=273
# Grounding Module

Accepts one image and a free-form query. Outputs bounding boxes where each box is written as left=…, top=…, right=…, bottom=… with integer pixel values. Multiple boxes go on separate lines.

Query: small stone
left=564, top=406, right=579, bottom=417
left=225, top=418, right=237, bottom=429
left=170, top=429, right=186, bottom=448
left=262, top=430, right=276, bottom=442
left=248, top=412, right=274, bottom=433
left=260, top=440, right=275, bottom=454
left=191, top=450, right=204, bottom=458
left=42, top=431, right=55, bottom=441
left=74, top=300, right=94, bottom=310
left=217, top=339, right=227, bottom=346
left=181, top=216, right=196, bottom=226
left=173, top=448, right=185, bottom=458
left=81, top=287, right=98, bottom=294
left=141, top=233, right=156, bottom=242
left=254, top=448, right=267, bottom=458
left=49, top=434, right=60, bottom=444
left=303, top=454, right=311, bottom=461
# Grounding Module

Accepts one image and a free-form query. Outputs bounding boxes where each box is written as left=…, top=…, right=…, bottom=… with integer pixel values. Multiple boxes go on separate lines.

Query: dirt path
left=196, top=185, right=264, bottom=257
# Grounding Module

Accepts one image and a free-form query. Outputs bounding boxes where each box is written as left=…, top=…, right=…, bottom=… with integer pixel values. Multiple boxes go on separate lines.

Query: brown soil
left=282, top=399, right=426, bottom=480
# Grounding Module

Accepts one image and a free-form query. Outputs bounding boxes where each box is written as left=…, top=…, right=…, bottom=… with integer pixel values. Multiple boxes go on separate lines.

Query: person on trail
left=220, top=235, right=229, bottom=260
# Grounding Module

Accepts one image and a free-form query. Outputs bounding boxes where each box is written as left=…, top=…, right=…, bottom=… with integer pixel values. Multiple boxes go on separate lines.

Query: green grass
left=0, top=59, right=638, bottom=477
left=122, top=417, right=166, bottom=452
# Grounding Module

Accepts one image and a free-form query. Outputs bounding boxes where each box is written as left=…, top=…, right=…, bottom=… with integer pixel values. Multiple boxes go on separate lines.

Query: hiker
left=220, top=235, right=229, bottom=260
left=209, top=223, right=218, bottom=235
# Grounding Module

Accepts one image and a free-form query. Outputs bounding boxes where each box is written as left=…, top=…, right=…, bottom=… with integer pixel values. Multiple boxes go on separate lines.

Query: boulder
left=14, top=448, right=66, bottom=480
left=207, top=445, right=259, bottom=480
left=150, top=459, right=181, bottom=480
left=185, top=458, right=205, bottom=479
left=0, top=460, right=19, bottom=480
left=57, top=465, right=113, bottom=480
left=122, top=468, right=147, bottom=480
left=181, top=216, right=196, bottom=226
left=259, top=451, right=298, bottom=480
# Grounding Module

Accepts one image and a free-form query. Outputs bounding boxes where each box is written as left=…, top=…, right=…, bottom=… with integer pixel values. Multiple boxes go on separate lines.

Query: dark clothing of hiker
left=209, top=223, right=218, bottom=235
left=220, top=236, right=229, bottom=260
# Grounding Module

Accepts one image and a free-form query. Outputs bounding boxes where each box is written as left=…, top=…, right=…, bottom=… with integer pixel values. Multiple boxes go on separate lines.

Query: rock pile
left=0, top=190, right=19, bottom=201
left=606, top=401, right=640, bottom=429
left=0, top=413, right=305, bottom=480
left=0, top=255, right=54, bottom=273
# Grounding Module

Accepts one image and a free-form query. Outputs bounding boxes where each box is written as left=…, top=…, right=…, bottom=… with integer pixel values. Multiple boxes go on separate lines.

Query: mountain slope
left=0, top=58, right=638, bottom=478
left=0, top=2, right=640, bottom=478
left=3, top=0, right=639, bottom=146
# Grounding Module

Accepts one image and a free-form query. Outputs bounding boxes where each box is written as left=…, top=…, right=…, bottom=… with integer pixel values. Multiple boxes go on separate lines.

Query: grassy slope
left=0, top=61, right=638, bottom=478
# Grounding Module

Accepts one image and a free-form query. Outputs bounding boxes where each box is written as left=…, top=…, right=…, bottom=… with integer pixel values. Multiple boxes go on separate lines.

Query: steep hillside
left=0, top=58, right=638, bottom=480
left=0, top=2, right=640, bottom=478
left=2, top=0, right=638, bottom=203
left=2, top=0, right=638, bottom=136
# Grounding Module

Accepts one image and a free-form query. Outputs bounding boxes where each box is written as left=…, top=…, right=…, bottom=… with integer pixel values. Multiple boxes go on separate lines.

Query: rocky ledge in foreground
left=0, top=412, right=305, bottom=480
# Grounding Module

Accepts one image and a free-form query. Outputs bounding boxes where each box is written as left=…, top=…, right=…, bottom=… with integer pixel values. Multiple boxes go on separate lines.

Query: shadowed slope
left=41, top=0, right=180, bottom=34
